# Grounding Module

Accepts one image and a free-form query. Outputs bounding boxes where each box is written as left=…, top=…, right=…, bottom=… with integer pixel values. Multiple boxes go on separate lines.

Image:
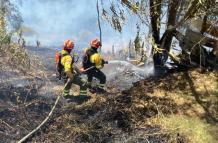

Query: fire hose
left=18, top=61, right=109, bottom=143
left=81, top=60, right=108, bottom=73
left=17, top=94, right=61, bottom=143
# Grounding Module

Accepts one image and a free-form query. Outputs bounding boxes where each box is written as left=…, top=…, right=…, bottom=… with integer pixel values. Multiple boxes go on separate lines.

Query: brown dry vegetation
left=1, top=66, right=217, bottom=143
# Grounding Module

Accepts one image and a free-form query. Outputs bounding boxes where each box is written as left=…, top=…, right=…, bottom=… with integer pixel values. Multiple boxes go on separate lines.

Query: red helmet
left=90, top=39, right=101, bottom=49
left=63, top=39, right=74, bottom=50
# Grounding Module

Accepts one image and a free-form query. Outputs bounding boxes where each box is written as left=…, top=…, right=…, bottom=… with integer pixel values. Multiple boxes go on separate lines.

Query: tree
left=36, top=40, right=40, bottom=48
left=134, top=25, right=141, bottom=53
left=100, top=0, right=217, bottom=68
left=0, top=0, right=22, bottom=45
left=0, top=0, right=7, bottom=42
left=112, top=44, right=115, bottom=56
left=0, top=0, right=31, bottom=72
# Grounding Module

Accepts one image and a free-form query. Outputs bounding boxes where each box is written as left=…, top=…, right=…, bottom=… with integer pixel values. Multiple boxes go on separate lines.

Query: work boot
left=96, top=87, right=107, bottom=93
left=62, top=90, right=70, bottom=99
left=86, top=82, right=92, bottom=89
left=87, top=82, right=96, bottom=93
left=96, top=84, right=106, bottom=93
left=88, top=84, right=106, bottom=94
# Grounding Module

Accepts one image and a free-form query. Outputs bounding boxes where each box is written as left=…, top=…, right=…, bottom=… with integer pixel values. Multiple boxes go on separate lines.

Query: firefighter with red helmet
left=82, top=38, right=107, bottom=92
left=55, top=39, right=87, bottom=98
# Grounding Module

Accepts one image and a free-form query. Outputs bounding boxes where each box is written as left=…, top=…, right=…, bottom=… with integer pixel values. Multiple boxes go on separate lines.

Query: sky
left=17, top=0, right=139, bottom=52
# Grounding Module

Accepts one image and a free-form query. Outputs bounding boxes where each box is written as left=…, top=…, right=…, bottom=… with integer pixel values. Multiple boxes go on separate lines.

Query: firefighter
left=57, top=39, right=87, bottom=98
left=82, top=39, right=107, bottom=92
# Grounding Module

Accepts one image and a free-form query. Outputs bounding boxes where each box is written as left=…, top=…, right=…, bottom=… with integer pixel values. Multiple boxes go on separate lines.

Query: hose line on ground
left=17, top=94, right=61, bottom=143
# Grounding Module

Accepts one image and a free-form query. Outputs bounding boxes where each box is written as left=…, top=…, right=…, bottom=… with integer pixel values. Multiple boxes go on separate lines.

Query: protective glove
left=73, top=65, right=83, bottom=75
left=79, top=67, right=86, bottom=73
left=102, top=59, right=108, bottom=66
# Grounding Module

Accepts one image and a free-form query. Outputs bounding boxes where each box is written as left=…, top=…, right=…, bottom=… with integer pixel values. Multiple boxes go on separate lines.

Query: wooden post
left=96, top=0, right=102, bottom=53
left=112, top=44, right=115, bottom=56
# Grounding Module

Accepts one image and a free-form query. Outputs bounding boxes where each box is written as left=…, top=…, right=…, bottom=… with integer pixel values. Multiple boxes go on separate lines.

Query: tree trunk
left=150, top=0, right=162, bottom=65
left=150, top=0, right=161, bottom=44
left=160, top=0, right=180, bottom=52
left=201, top=15, right=208, bottom=34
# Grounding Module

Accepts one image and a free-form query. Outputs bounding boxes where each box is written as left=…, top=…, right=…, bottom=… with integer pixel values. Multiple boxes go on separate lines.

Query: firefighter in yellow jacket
left=82, top=39, right=107, bottom=92
left=57, top=39, right=87, bottom=98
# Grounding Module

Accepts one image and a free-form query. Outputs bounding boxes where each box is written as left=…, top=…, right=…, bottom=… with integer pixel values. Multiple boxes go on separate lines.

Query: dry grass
left=0, top=43, right=45, bottom=78
left=14, top=69, right=218, bottom=142
left=142, top=70, right=218, bottom=143
left=151, top=115, right=218, bottom=143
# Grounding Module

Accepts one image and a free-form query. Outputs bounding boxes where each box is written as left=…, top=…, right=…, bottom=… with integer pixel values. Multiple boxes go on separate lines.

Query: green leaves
left=101, top=1, right=126, bottom=33
left=134, top=29, right=141, bottom=52
left=121, top=0, right=139, bottom=14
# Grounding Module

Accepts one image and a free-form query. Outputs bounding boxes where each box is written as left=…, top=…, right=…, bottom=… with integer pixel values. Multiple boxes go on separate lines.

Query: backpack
left=82, top=48, right=96, bottom=69
left=55, top=51, right=68, bottom=80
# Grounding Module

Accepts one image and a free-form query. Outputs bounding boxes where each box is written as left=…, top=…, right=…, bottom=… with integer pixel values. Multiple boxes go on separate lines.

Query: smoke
left=105, top=60, right=154, bottom=78
left=18, top=0, right=138, bottom=52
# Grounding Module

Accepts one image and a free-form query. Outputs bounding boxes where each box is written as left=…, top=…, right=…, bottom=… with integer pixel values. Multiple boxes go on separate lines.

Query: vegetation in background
left=0, top=0, right=30, bottom=72
left=101, top=0, right=217, bottom=68
left=134, top=25, right=141, bottom=53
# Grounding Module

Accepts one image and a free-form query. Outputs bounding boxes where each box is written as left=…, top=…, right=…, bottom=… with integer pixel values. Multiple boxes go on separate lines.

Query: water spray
left=105, top=60, right=154, bottom=79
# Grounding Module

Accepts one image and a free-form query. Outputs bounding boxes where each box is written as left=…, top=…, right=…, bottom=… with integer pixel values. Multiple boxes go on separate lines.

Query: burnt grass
left=0, top=75, right=189, bottom=143
left=0, top=85, right=56, bottom=143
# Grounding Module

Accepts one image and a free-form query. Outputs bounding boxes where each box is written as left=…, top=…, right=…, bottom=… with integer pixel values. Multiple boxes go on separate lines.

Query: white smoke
left=18, top=0, right=138, bottom=52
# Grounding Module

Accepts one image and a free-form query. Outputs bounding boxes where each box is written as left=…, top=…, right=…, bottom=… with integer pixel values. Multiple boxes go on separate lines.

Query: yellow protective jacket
left=90, top=53, right=103, bottom=69
left=60, top=50, right=73, bottom=72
